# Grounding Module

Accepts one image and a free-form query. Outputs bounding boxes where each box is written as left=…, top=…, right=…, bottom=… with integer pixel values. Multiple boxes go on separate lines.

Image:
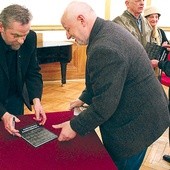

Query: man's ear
left=125, top=0, right=129, bottom=7
left=77, top=15, right=86, bottom=26
left=0, top=22, right=4, bottom=32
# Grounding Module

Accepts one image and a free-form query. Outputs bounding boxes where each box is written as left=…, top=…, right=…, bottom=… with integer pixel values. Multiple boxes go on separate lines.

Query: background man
left=113, top=0, right=152, bottom=47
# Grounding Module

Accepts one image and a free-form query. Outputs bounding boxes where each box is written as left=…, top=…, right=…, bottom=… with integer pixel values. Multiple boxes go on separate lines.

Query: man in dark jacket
left=0, top=4, right=46, bottom=137
left=52, top=1, right=170, bottom=169
left=152, top=47, right=170, bottom=163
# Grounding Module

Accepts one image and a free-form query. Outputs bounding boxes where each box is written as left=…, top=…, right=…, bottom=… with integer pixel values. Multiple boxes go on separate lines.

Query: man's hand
left=1, top=112, right=21, bottom=137
left=162, top=41, right=170, bottom=51
left=69, top=99, right=84, bottom=110
left=151, top=59, right=159, bottom=68
left=52, top=121, right=77, bottom=141
left=33, top=98, right=47, bottom=125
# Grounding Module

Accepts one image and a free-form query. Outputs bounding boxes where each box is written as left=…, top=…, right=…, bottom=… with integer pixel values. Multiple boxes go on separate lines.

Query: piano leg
left=60, top=62, right=67, bottom=86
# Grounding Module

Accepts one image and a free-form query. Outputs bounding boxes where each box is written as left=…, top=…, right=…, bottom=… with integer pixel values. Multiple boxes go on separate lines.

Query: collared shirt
left=136, top=15, right=142, bottom=32
left=126, top=11, right=142, bottom=32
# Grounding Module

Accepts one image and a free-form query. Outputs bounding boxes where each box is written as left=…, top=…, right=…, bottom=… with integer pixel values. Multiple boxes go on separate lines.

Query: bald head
left=61, top=1, right=96, bottom=26
left=61, top=1, right=97, bottom=45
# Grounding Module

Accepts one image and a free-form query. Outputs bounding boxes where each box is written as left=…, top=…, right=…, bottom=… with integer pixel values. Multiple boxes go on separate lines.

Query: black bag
left=145, top=42, right=168, bottom=61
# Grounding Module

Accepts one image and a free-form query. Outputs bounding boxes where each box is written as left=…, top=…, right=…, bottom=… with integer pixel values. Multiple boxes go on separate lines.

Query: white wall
left=1, top=0, right=170, bottom=41
left=0, top=0, right=106, bottom=41
left=36, top=30, right=67, bottom=42
left=165, top=32, right=170, bottom=41
left=0, top=0, right=105, bottom=25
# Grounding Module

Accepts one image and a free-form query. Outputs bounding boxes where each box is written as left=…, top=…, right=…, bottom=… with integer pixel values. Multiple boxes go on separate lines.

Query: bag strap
left=158, top=68, right=162, bottom=82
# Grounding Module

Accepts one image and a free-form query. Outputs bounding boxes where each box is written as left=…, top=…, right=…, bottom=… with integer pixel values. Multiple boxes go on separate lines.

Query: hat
left=144, top=6, right=161, bottom=17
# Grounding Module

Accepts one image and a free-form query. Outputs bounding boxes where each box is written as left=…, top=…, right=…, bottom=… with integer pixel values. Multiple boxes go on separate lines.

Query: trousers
left=114, top=148, right=147, bottom=170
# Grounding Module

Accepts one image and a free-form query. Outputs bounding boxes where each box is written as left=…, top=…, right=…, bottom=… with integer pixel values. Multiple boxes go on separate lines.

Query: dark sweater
left=158, top=60, right=170, bottom=77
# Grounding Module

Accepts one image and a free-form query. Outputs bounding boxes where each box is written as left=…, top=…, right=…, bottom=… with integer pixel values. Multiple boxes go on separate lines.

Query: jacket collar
left=88, top=17, right=104, bottom=45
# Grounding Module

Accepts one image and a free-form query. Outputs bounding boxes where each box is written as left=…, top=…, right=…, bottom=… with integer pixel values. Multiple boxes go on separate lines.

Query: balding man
left=53, top=1, right=170, bottom=169
left=113, top=0, right=152, bottom=48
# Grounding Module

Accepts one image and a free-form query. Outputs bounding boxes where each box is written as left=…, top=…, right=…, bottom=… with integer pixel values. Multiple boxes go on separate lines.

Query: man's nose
left=17, top=37, right=25, bottom=44
left=66, top=32, right=72, bottom=39
left=140, top=0, right=144, bottom=5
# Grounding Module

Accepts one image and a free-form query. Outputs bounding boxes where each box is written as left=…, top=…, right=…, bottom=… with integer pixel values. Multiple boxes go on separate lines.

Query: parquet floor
left=24, top=80, right=170, bottom=170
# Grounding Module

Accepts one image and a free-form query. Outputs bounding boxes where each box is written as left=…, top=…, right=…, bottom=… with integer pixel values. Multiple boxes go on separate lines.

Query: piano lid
left=38, top=41, right=73, bottom=48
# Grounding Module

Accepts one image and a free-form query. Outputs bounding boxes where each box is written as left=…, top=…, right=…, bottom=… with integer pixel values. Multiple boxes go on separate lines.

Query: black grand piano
left=37, top=41, right=73, bottom=85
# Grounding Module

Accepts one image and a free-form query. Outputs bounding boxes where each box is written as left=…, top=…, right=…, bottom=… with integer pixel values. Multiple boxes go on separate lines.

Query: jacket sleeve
left=158, top=60, right=170, bottom=77
left=22, top=30, right=43, bottom=104
left=79, top=88, right=93, bottom=105
left=70, top=45, right=128, bottom=135
left=160, top=29, right=169, bottom=44
left=0, top=103, right=8, bottom=118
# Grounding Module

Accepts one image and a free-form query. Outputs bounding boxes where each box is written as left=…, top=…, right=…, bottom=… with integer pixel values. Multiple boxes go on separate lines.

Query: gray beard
left=11, top=44, right=21, bottom=50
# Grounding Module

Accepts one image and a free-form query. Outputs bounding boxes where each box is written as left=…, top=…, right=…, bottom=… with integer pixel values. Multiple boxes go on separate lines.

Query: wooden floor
left=24, top=79, right=170, bottom=170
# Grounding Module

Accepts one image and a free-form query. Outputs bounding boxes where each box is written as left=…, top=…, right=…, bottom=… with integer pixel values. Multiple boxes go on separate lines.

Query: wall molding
left=31, top=0, right=111, bottom=31
left=31, top=25, right=64, bottom=31
left=160, top=27, right=170, bottom=32
left=31, top=0, right=169, bottom=32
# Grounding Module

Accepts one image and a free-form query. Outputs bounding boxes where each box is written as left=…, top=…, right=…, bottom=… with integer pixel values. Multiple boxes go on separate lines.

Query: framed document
left=19, top=123, right=58, bottom=148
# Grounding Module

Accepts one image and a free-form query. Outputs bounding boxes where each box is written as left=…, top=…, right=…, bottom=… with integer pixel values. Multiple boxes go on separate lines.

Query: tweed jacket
left=70, top=17, right=170, bottom=160
left=0, top=30, right=43, bottom=117
left=113, top=10, right=152, bottom=47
